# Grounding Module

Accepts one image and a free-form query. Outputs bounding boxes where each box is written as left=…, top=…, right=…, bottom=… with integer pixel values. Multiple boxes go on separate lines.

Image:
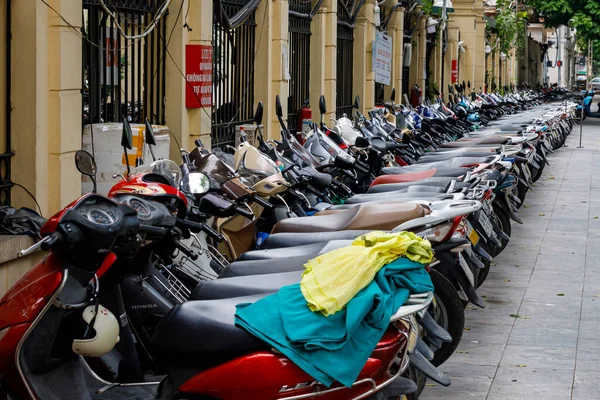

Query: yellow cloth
left=300, top=231, right=434, bottom=316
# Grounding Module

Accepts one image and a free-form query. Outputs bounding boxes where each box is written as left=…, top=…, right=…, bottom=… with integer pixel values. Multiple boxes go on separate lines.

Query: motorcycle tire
left=490, top=205, right=511, bottom=256
left=428, top=269, right=465, bottom=367
left=531, top=161, right=546, bottom=183
left=475, top=246, right=492, bottom=288
left=405, top=367, right=427, bottom=399
left=516, top=180, right=528, bottom=207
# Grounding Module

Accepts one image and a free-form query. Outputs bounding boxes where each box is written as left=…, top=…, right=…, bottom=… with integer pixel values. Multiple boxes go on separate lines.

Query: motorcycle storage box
left=82, top=123, right=171, bottom=195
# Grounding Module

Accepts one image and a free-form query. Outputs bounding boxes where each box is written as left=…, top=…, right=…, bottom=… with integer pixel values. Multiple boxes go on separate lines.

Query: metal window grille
left=211, top=0, right=256, bottom=149
left=82, top=0, right=168, bottom=126
left=287, top=1, right=312, bottom=136
left=336, top=5, right=354, bottom=118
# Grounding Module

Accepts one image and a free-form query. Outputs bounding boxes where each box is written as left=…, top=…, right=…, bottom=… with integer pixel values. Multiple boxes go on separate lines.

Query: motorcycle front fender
left=408, top=350, right=451, bottom=386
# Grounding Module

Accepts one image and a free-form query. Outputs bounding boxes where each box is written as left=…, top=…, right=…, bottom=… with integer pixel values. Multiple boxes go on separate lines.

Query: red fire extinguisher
left=297, top=99, right=312, bottom=144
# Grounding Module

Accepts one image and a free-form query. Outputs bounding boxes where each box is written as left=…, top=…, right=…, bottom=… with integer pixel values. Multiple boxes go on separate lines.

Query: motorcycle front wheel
left=428, top=269, right=465, bottom=367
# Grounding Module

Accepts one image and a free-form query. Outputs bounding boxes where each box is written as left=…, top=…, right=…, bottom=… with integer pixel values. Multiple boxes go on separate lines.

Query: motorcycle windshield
left=240, top=146, right=280, bottom=177
left=193, top=153, right=237, bottom=184
left=284, top=132, right=322, bottom=168
left=130, top=160, right=182, bottom=188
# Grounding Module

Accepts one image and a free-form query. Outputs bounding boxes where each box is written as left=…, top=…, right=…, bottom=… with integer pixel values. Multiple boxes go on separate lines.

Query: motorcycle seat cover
left=457, top=137, right=510, bottom=145
left=239, top=240, right=351, bottom=261
left=192, top=270, right=303, bottom=300
left=261, top=230, right=370, bottom=249
left=271, top=203, right=428, bottom=234
left=380, top=166, right=469, bottom=177
left=151, top=294, right=268, bottom=358
left=440, top=142, right=506, bottom=148
left=415, top=156, right=496, bottom=165
left=346, top=186, right=460, bottom=204
left=240, top=240, right=352, bottom=261
left=221, top=255, right=313, bottom=277
left=367, top=177, right=457, bottom=193
left=370, top=169, right=437, bottom=186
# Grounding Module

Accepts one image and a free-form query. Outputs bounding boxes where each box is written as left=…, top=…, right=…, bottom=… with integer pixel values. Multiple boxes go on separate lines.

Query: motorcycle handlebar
left=234, top=205, right=255, bottom=220
left=173, top=239, right=198, bottom=261
left=176, top=218, right=225, bottom=242
left=252, top=195, right=275, bottom=209
left=139, top=225, right=168, bottom=238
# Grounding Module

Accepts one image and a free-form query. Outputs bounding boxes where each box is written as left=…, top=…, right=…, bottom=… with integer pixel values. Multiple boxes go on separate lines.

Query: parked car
left=590, top=77, right=600, bottom=90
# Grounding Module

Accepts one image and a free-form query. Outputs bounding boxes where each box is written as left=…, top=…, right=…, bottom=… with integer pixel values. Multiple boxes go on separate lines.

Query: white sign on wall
left=372, top=32, right=392, bottom=85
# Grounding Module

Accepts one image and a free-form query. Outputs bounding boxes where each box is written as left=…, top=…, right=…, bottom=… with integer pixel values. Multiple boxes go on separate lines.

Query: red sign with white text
left=186, top=45, right=212, bottom=108
left=451, top=60, right=458, bottom=83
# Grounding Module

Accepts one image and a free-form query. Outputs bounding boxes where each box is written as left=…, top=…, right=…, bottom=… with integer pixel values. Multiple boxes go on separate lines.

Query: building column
left=254, top=0, right=289, bottom=139
left=164, top=1, right=212, bottom=156
left=310, top=0, right=336, bottom=121
left=354, top=0, right=376, bottom=113
left=408, top=14, right=427, bottom=93
left=386, top=7, right=405, bottom=100
left=11, top=0, right=82, bottom=215
left=474, top=18, right=485, bottom=91
left=444, top=25, right=459, bottom=99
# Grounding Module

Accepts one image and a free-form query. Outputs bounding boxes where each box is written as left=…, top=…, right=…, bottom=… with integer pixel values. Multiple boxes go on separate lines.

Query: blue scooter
left=576, top=90, right=600, bottom=120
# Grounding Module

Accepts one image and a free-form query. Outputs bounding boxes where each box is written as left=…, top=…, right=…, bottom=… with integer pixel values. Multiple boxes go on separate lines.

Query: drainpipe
left=6, top=0, right=11, bottom=154
left=440, top=0, right=447, bottom=98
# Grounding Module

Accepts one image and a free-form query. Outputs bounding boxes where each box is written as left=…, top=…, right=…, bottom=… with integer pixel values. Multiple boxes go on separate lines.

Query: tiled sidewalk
left=422, top=118, right=600, bottom=400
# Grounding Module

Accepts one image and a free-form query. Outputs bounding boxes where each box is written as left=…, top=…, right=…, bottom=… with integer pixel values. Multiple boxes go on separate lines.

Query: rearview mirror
left=390, top=88, right=396, bottom=102
left=468, top=81, right=471, bottom=89
left=319, top=95, right=327, bottom=115
left=354, top=136, right=370, bottom=148
left=75, top=150, right=97, bottom=193
left=253, top=101, right=263, bottom=125
left=275, top=95, right=283, bottom=118
left=471, top=92, right=477, bottom=101
left=353, top=95, right=360, bottom=110
left=396, top=113, right=406, bottom=129
left=122, top=119, right=133, bottom=149
left=144, top=118, right=156, bottom=146
left=180, top=172, right=210, bottom=195
left=75, top=150, right=97, bottom=177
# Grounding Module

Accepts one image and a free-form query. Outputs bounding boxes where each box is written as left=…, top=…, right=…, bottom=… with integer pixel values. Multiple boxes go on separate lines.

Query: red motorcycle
left=0, top=150, right=438, bottom=400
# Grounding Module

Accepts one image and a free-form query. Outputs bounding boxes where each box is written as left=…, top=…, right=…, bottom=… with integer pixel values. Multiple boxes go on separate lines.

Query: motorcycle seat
left=151, top=295, right=268, bottom=359
left=417, top=151, right=499, bottom=162
left=192, top=271, right=303, bottom=300
left=415, top=156, right=496, bottom=166
left=367, top=177, right=473, bottom=194
left=221, top=255, right=316, bottom=277
left=238, top=240, right=351, bottom=261
left=456, top=137, right=511, bottom=145
left=433, top=146, right=502, bottom=153
left=260, top=230, right=370, bottom=250
left=344, top=188, right=447, bottom=204
left=270, top=202, right=428, bottom=234
left=326, top=192, right=460, bottom=207
left=440, top=142, right=506, bottom=148
left=380, top=166, right=469, bottom=177
left=371, top=169, right=438, bottom=186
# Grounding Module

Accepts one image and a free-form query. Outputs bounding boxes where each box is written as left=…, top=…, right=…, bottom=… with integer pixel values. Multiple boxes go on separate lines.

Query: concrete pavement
left=421, top=118, right=600, bottom=400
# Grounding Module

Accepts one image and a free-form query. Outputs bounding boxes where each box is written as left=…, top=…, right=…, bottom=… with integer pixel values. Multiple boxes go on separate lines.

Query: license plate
left=477, top=210, right=495, bottom=238
left=466, top=221, right=480, bottom=246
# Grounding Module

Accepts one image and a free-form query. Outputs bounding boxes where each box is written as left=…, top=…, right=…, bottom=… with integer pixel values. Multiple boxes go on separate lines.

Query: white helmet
left=72, top=305, right=120, bottom=357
